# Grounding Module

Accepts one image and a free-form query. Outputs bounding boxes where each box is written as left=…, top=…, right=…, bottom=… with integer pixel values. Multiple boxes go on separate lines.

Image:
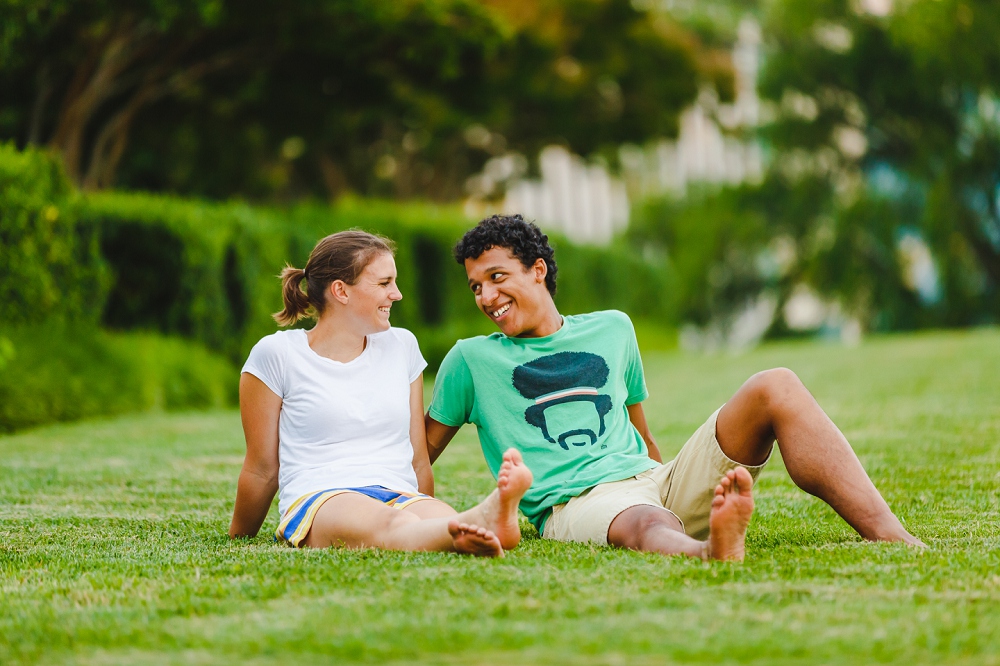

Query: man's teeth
left=491, top=304, right=511, bottom=318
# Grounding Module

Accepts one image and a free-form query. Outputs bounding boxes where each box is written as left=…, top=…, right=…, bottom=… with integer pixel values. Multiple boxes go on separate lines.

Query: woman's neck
left=306, top=315, right=368, bottom=363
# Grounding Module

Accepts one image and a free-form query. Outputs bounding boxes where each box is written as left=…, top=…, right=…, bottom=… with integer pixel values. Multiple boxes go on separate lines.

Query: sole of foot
left=493, top=448, right=533, bottom=550
left=448, top=521, right=504, bottom=558
left=707, top=467, right=755, bottom=562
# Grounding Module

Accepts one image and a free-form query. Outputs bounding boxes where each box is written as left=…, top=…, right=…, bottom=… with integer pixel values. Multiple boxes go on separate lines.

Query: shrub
left=76, top=195, right=676, bottom=370
left=5, top=146, right=676, bottom=379
left=0, top=144, right=108, bottom=326
left=0, top=325, right=236, bottom=433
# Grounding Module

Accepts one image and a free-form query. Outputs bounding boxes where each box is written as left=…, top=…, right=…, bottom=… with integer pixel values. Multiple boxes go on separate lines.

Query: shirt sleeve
left=621, top=314, right=649, bottom=405
left=427, top=343, right=475, bottom=427
left=241, top=334, right=286, bottom=399
left=399, top=328, right=428, bottom=383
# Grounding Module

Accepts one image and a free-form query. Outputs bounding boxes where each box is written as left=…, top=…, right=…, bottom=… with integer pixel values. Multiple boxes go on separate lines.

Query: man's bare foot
left=706, top=467, right=755, bottom=562
left=448, top=521, right=504, bottom=558
left=462, top=448, right=533, bottom=550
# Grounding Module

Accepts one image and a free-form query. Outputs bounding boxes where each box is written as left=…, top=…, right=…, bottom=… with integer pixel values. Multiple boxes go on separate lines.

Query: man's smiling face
left=465, top=246, right=551, bottom=338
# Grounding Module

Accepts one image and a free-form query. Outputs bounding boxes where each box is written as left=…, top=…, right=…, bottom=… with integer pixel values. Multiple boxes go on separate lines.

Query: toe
left=734, top=467, right=754, bottom=493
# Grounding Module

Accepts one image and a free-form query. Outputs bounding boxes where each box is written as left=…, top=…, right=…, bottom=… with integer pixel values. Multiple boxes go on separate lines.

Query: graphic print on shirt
left=512, top=351, right=613, bottom=450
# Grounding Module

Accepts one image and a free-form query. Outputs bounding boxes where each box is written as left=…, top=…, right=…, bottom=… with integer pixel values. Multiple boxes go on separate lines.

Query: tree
left=757, top=0, right=1000, bottom=324
left=0, top=0, right=726, bottom=200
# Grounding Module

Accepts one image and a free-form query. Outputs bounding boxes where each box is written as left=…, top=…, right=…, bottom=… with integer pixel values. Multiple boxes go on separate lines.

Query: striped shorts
left=275, top=486, right=433, bottom=547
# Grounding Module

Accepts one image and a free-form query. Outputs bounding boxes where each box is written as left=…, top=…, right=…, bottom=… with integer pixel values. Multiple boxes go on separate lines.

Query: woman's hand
left=409, top=374, right=435, bottom=496
left=229, top=373, right=281, bottom=538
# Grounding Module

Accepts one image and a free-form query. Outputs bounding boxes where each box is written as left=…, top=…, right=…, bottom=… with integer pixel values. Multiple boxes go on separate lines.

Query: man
left=425, top=214, right=924, bottom=561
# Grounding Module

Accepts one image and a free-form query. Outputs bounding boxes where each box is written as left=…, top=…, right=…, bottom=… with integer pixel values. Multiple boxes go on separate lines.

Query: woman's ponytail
left=273, top=266, right=310, bottom=326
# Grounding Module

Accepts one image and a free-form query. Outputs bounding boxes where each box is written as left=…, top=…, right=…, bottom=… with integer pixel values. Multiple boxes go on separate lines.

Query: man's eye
left=471, top=284, right=481, bottom=294
left=491, top=273, right=504, bottom=280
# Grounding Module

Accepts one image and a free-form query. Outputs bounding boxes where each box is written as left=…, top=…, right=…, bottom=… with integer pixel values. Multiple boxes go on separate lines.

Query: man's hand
left=627, top=402, right=662, bottom=463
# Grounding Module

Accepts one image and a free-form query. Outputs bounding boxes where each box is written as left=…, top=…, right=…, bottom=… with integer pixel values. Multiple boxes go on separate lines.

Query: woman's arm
left=627, top=402, right=663, bottom=463
left=409, top=374, right=435, bottom=496
left=229, top=373, right=282, bottom=538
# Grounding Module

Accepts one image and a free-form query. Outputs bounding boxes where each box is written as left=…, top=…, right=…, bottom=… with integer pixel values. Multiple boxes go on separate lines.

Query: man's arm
left=627, top=402, right=662, bottom=463
left=424, top=414, right=461, bottom=465
left=229, top=373, right=281, bottom=538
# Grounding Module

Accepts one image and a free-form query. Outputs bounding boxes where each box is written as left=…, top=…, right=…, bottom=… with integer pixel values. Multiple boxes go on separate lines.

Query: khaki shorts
left=543, top=406, right=769, bottom=544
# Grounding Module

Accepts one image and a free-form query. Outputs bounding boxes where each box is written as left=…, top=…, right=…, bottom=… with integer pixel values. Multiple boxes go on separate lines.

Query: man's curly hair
left=453, top=214, right=558, bottom=295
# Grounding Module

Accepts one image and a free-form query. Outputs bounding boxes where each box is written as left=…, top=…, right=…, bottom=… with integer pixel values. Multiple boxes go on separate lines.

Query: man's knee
left=745, top=367, right=804, bottom=414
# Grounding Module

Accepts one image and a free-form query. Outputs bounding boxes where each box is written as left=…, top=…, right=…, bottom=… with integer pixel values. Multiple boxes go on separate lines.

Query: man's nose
left=479, top=283, right=498, bottom=305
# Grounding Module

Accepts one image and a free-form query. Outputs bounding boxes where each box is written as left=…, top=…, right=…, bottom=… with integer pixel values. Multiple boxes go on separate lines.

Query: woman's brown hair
left=273, top=230, right=395, bottom=326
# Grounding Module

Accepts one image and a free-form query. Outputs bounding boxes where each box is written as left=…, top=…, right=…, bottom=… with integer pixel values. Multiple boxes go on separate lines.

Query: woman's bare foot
left=706, top=467, right=755, bottom=562
left=461, top=448, right=533, bottom=550
left=448, top=521, right=504, bottom=558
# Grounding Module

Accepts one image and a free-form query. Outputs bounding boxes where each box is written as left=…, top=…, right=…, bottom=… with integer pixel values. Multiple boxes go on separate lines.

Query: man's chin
left=495, top=320, right=524, bottom=337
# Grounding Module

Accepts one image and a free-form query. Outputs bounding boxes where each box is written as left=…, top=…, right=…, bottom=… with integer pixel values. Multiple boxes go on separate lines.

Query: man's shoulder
left=566, top=309, right=634, bottom=331
left=438, top=333, right=503, bottom=372
left=451, top=331, right=506, bottom=352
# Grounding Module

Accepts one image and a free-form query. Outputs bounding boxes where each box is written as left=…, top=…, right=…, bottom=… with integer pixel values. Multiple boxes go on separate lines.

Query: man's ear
left=329, top=280, right=349, bottom=305
left=532, top=258, right=548, bottom=283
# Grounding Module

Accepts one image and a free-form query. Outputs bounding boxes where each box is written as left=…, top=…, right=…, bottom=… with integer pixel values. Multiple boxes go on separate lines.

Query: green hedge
left=0, top=325, right=236, bottom=433
left=3, top=144, right=675, bottom=387
left=0, top=144, right=108, bottom=326
left=77, top=194, right=676, bottom=370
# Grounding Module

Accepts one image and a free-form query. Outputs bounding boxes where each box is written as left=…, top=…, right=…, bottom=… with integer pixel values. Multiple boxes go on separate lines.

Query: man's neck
left=515, top=306, right=563, bottom=338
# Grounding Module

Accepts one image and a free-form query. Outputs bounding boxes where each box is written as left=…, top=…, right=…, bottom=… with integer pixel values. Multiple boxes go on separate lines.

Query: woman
left=228, top=231, right=531, bottom=556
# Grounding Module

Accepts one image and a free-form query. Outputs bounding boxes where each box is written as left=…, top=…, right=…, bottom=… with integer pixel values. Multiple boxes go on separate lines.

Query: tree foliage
left=758, top=0, right=1000, bottom=322
left=0, top=0, right=725, bottom=200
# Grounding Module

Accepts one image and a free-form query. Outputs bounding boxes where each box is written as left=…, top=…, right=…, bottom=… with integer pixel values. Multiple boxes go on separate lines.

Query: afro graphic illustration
left=512, top=351, right=613, bottom=450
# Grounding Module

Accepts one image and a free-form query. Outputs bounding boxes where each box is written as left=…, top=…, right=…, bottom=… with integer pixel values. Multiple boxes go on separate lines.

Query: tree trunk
left=80, top=48, right=248, bottom=190
left=47, top=19, right=151, bottom=183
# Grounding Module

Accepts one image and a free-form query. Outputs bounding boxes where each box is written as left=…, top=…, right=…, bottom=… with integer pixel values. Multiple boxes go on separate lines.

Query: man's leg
left=716, top=368, right=923, bottom=545
left=608, top=468, right=755, bottom=561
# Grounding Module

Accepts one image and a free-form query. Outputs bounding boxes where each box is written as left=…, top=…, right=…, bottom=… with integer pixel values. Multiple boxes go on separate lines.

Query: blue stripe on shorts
left=275, top=486, right=431, bottom=547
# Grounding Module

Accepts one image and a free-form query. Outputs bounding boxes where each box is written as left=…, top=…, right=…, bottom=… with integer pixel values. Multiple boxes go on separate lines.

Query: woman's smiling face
left=341, top=252, right=402, bottom=334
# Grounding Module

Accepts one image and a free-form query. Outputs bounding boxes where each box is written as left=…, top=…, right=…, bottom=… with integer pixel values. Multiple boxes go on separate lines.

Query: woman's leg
left=402, top=498, right=459, bottom=520
left=303, top=448, right=533, bottom=555
left=302, top=492, right=502, bottom=556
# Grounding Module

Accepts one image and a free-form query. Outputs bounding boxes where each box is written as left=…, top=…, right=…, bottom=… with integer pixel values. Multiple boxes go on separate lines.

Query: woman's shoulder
left=373, top=326, right=419, bottom=348
left=248, top=328, right=304, bottom=359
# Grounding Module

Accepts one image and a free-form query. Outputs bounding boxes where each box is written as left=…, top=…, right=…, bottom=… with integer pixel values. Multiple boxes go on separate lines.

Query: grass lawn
left=2, top=328, right=999, bottom=665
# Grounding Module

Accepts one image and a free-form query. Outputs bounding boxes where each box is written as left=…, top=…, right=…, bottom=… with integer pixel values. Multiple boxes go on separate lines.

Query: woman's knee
left=307, top=496, right=415, bottom=548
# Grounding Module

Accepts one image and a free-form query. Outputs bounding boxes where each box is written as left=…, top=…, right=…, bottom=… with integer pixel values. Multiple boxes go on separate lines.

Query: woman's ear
left=329, top=280, right=350, bottom=305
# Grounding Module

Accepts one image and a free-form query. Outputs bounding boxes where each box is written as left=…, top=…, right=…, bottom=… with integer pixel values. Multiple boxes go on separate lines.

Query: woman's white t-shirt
left=241, top=327, right=427, bottom=517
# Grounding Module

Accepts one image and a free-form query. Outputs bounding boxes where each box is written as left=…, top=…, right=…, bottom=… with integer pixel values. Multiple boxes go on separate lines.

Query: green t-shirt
left=428, top=310, right=659, bottom=533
